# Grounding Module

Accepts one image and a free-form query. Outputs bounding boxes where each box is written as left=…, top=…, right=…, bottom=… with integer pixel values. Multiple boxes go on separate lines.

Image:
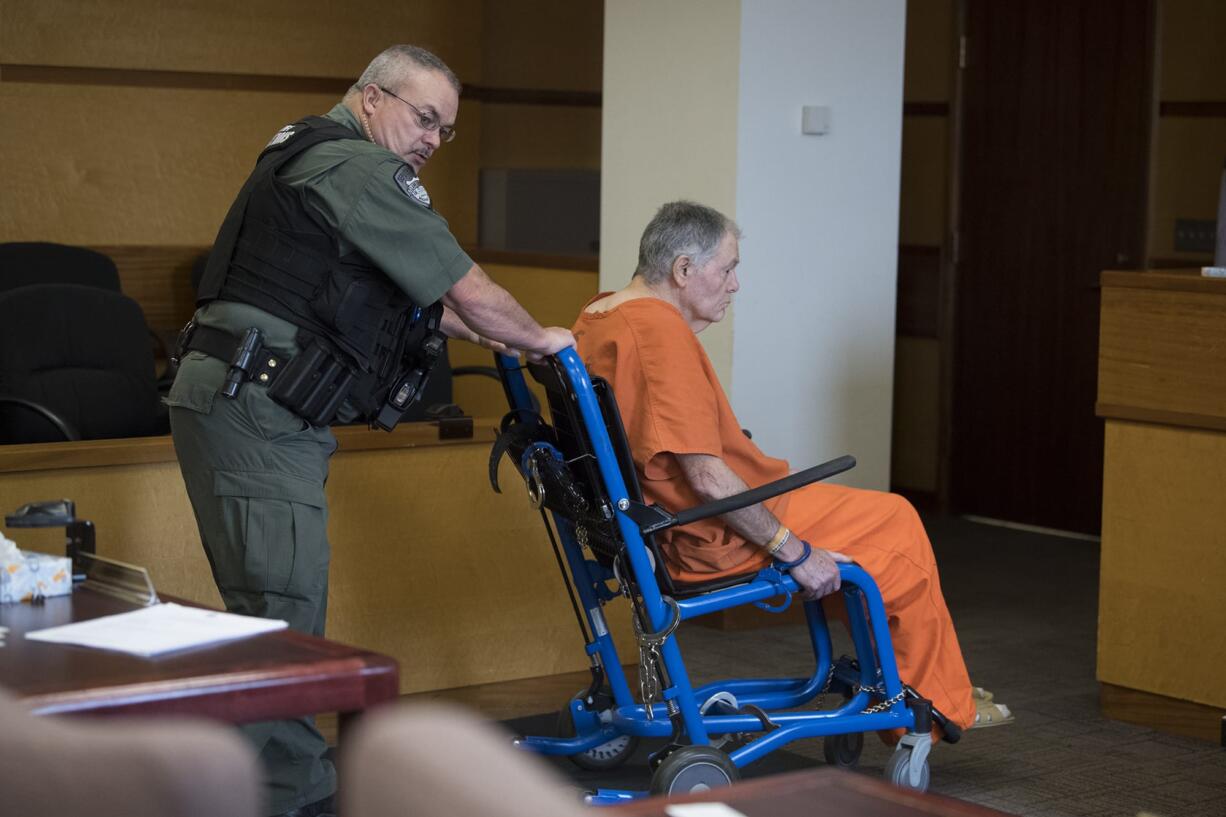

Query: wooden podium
left=1096, top=269, right=1226, bottom=743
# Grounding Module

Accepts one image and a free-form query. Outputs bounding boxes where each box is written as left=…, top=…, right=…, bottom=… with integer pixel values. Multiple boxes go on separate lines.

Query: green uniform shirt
left=197, top=102, right=472, bottom=354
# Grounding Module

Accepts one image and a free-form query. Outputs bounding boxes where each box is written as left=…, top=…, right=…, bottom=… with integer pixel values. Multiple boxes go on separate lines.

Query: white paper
left=665, top=805, right=748, bottom=817
left=24, top=602, right=287, bottom=657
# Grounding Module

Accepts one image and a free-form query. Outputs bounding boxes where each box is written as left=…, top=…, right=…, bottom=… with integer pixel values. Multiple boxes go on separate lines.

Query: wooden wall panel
left=480, top=0, right=603, bottom=92
left=1158, top=0, right=1226, bottom=100
left=892, top=0, right=952, bottom=497
left=427, top=101, right=482, bottom=245
left=890, top=336, right=940, bottom=492
left=898, top=117, right=948, bottom=248
left=479, top=103, right=601, bottom=170
left=895, top=245, right=941, bottom=338
left=0, top=82, right=320, bottom=245
left=1147, top=117, right=1226, bottom=261
left=0, top=80, right=479, bottom=247
left=1098, top=420, right=1226, bottom=709
left=902, top=0, right=954, bottom=103
left=0, top=0, right=482, bottom=81
left=1147, top=0, right=1225, bottom=264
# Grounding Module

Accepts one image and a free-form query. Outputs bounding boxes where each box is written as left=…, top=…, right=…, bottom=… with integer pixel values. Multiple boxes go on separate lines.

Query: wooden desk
left=1096, top=269, right=1226, bottom=742
left=608, top=768, right=1011, bottom=817
left=0, top=586, right=398, bottom=726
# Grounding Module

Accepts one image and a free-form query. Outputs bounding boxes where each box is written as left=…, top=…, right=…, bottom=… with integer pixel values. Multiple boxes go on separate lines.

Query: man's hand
left=787, top=546, right=853, bottom=600
left=526, top=327, right=575, bottom=362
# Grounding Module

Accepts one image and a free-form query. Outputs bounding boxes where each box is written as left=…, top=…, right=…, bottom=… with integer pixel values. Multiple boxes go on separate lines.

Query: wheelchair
left=489, top=349, right=960, bottom=803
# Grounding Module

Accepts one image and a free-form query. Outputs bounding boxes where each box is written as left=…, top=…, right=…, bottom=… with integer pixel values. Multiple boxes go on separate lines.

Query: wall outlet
left=1173, top=218, right=1217, bottom=253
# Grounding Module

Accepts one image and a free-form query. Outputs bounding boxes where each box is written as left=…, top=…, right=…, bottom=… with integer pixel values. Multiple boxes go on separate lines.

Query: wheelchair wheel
left=822, top=731, right=864, bottom=768
left=884, top=745, right=930, bottom=792
left=650, top=746, right=739, bottom=796
left=556, top=695, right=639, bottom=771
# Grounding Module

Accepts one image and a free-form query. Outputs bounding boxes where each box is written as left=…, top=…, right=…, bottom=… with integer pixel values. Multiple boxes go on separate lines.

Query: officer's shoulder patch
left=394, top=165, right=432, bottom=209
left=265, top=124, right=300, bottom=148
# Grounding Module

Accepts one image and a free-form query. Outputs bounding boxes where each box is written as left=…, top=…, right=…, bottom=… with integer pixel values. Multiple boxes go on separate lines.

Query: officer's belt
left=182, top=324, right=289, bottom=388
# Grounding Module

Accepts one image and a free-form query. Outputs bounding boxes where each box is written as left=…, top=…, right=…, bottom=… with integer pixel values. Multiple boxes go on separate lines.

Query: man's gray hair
left=352, top=44, right=462, bottom=95
left=635, top=201, right=741, bottom=284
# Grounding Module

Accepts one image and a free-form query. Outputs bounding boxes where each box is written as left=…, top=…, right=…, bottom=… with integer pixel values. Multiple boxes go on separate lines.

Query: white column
left=733, top=0, right=905, bottom=489
left=602, top=0, right=906, bottom=490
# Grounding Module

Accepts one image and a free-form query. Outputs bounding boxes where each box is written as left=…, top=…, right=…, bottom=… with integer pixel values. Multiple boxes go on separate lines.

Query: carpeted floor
left=508, top=515, right=1226, bottom=816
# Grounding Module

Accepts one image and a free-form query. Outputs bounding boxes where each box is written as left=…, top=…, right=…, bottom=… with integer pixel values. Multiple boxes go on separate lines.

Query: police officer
left=167, top=45, right=574, bottom=817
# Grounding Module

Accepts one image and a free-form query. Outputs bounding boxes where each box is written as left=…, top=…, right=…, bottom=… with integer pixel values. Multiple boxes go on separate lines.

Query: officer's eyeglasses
left=378, top=86, right=457, bottom=143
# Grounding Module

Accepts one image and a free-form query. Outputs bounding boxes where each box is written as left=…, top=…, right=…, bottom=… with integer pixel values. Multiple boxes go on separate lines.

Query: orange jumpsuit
left=573, top=296, right=976, bottom=732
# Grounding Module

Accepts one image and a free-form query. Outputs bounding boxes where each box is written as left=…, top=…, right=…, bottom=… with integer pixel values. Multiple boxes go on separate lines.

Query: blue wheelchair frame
left=493, top=349, right=945, bottom=801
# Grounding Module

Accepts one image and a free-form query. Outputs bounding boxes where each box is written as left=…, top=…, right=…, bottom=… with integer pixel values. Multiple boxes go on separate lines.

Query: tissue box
left=1, top=550, right=72, bottom=603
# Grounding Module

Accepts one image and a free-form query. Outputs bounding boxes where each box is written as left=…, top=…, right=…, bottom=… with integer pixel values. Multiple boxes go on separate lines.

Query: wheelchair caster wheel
left=822, top=731, right=864, bottom=768
left=650, top=746, right=739, bottom=796
left=556, top=693, right=639, bottom=771
left=884, top=746, right=930, bottom=792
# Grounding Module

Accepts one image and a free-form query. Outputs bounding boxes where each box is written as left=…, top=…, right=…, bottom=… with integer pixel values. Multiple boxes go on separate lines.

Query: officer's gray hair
left=353, top=44, right=462, bottom=95
left=635, top=201, right=741, bottom=285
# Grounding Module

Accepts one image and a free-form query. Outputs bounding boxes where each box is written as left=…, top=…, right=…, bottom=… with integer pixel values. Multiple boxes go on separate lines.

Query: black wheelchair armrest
left=0, top=396, right=81, bottom=442
left=619, top=454, right=856, bottom=534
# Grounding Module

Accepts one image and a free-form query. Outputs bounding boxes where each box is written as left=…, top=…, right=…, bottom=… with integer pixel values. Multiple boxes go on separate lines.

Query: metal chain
left=575, top=524, right=589, bottom=551
left=632, top=598, right=680, bottom=721
left=852, top=677, right=888, bottom=694
left=861, top=688, right=907, bottom=714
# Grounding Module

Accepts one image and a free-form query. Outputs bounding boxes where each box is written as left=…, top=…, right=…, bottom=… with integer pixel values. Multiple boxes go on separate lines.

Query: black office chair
left=0, top=241, right=174, bottom=387
left=0, top=284, right=168, bottom=443
left=0, top=242, right=122, bottom=292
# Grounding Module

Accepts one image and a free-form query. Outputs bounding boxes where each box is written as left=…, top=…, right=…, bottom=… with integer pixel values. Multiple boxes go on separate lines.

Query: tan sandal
left=972, top=686, right=994, bottom=703
left=971, top=699, right=1014, bottom=728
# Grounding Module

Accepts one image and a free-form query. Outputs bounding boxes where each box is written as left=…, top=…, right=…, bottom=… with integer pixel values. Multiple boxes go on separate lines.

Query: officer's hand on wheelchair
left=793, top=548, right=853, bottom=600
left=526, top=327, right=577, bottom=362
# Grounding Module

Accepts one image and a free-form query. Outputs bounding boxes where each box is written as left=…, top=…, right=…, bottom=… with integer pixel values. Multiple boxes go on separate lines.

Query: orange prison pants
left=781, top=482, right=976, bottom=736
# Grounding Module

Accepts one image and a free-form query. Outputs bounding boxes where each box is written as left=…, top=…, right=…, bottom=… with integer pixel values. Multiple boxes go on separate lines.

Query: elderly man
left=572, top=201, right=1010, bottom=744
left=168, top=45, right=572, bottom=817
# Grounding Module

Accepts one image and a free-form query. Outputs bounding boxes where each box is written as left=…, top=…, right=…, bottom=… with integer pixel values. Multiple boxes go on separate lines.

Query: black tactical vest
left=198, top=116, right=442, bottom=423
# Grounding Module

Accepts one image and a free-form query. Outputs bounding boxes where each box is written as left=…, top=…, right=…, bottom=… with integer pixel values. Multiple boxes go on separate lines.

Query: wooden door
left=949, top=0, right=1155, bottom=533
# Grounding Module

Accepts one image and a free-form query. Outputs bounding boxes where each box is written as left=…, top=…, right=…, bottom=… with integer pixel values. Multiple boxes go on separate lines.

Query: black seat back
left=0, top=242, right=122, bottom=293
left=0, top=284, right=165, bottom=443
left=519, top=357, right=681, bottom=595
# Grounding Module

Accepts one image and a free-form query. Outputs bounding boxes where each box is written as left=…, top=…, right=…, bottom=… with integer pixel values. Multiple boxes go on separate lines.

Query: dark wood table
left=0, top=587, right=398, bottom=728
left=609, top=767, right=1014, bottom=817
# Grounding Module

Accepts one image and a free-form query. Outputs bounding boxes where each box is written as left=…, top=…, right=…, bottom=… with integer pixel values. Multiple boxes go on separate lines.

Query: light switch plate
left=801, top=105, right=831, bottom=135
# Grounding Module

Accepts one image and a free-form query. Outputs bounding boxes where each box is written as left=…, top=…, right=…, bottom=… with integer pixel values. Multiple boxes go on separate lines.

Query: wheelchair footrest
left=904, top=684, right=961, bottom=744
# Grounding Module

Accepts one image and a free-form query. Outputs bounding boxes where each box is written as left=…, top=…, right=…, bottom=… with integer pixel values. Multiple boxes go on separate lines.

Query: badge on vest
left=394, top=165, right=432, bottom=208
left=265, top=124, right=299, bottom=148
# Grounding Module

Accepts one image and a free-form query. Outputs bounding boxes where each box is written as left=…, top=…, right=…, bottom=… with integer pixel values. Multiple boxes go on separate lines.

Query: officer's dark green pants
left=168, top=353, right=338, bottom=816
